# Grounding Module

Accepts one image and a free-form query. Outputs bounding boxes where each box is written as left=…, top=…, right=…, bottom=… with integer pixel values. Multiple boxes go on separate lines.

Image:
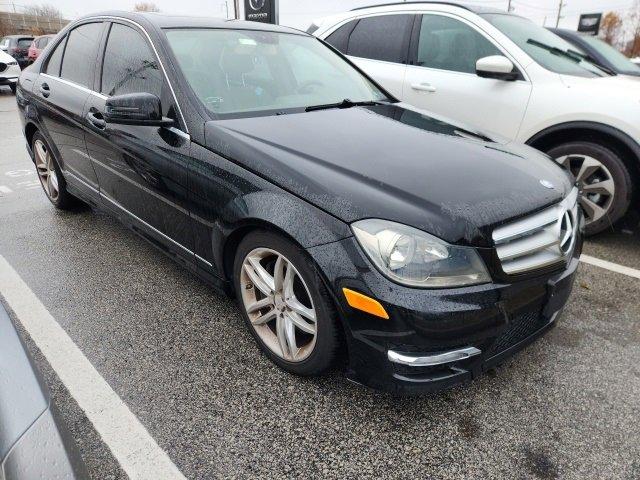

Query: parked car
left=28, top=34, right=56, bottom=63
left=17, top=11, right=581, bottom=394
left=0, top=303, right=88, bottom=479
left=632, top=57, right=640, bottom=65
left=0, top=35, right=34, bottom=68
left=0, top=49, right=21, bottom=93
left=549, top=28, right=640, bottom=78
left=312, top=2, right=640, bottom=235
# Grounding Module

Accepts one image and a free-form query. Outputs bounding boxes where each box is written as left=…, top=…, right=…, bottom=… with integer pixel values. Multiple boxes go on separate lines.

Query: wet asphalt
left=0, top=89, right=639, bottom=480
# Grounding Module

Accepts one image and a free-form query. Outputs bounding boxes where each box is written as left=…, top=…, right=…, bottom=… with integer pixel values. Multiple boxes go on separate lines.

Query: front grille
left=487, top=310, right=546, bottom=356
left=492, top=188, right=579, bottom=275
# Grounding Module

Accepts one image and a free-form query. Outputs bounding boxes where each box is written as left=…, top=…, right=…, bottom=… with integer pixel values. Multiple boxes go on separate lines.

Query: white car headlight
left=352, top=219, right=490, bottom=288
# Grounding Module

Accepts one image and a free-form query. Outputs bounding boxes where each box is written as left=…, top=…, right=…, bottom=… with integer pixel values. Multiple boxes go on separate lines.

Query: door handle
left=39, top=82, right=50, bottom=98
left=86, top=110, right=106, bottom=130
left=411, top=82, right=437, bottom=93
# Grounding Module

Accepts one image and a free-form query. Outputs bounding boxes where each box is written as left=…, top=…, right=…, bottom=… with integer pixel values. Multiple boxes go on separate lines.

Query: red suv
left=28, top=34, right=55, bottom=63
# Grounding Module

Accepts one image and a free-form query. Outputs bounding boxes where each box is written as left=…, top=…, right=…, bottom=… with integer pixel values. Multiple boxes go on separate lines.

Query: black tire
left=233, top=230, right=341, bottom=376
left=32, top=132, right=81, bottom=210
left=547, top=141, right=633, bottom=236
left=9, top=84, right=16, bottom=94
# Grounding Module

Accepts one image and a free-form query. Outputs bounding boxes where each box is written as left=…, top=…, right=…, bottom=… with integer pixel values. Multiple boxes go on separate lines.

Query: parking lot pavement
left=1, top=89, right=639, bottom=479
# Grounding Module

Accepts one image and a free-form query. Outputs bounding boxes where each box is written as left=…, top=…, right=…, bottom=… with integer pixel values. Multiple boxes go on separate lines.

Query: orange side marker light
left=342, top=288, right=389, bottom=320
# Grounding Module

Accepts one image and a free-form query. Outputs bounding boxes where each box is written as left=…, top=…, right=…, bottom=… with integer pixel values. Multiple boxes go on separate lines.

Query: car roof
left=77, top=11, right=305, bottom=35
left=2, top=34, right=34, bottom=39
left=350, top=2, right=505, bottom=14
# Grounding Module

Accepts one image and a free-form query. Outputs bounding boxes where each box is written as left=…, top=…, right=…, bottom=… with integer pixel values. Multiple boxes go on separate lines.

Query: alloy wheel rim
left=555, top=154, right=615, bottom=225
left=34, top=139, right=59, bottom=201
left=240, top=248, right=317, bottom=362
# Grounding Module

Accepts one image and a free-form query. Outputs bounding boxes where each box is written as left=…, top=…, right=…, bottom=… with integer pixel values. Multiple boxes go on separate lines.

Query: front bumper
left=307, top=230, right=581, bottom=395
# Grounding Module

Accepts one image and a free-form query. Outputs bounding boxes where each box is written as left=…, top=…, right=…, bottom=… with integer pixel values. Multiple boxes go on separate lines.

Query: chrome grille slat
left=496, top=229, right=559, bottom=261
left=493, top=188, right=579, bottom=275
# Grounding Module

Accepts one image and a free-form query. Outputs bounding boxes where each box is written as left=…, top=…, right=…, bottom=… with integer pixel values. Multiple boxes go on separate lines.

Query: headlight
left=352, top=219, right=490, bottom=288
left=7, top=61, right=17, bottom=66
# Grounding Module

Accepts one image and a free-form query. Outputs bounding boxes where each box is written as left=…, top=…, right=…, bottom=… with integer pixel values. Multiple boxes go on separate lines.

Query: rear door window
left=44, top=37, right=66, bottom=76
left=324, top=20, right=357, bottom=53
left=346, top=15, right=413, bottom=63
left=100, top=23, right=163, bottom=97
left=60, top=22, right=103, bottom=88
left=18, top=38, right=33, bottom=48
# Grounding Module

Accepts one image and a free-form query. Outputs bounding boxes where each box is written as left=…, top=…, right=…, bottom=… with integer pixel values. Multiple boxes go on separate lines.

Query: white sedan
left=312, top=3, right=640, bottom=235
left=0, top=49, right=21, bottom=94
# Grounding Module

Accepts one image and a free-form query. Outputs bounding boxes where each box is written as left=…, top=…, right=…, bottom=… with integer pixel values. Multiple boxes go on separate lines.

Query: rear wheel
left=233, top=230, right=340, bottom=376
left=547, top=141, right=632, bottom=236
left=32, top=132, right=80, bottom=210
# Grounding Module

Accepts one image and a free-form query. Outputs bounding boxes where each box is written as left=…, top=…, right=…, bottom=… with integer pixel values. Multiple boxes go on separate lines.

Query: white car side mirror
left=476, top=55, right=519, bottom=81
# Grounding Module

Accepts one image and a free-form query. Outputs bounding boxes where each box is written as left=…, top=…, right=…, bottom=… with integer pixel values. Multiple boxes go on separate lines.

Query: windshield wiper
left=526, top=39, right=584, bottom=63
left=305, top=99, right=380, bottom=112
left=526, top=39, right=612, bottom=75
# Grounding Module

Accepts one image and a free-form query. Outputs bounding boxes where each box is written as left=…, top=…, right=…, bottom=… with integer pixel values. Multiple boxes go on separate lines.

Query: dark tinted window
left=325, top=20, right=357, bottom=53
left=417, top=15, right=501, bottom=74
left=347, top=15, right=412, bottom=63
left=101, top=23, right=162, bottom=97
left=60, top=23, right=103, bottom=87
left=45, top=37, right=66, bottom=76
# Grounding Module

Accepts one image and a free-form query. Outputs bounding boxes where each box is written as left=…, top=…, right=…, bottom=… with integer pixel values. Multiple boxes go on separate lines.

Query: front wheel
left=547, top=141, right=633, bottom=236
left=233, top=230, right=340, bottom=376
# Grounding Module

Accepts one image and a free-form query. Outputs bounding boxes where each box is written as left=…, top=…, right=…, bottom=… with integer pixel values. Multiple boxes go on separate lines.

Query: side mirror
left=104, top=92, right=174, bottom=127
left=476, top=55, right=519, bottom=81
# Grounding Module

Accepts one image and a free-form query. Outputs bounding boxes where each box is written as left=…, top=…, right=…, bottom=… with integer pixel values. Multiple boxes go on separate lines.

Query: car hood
left=204, top=103, right=572, bottom=247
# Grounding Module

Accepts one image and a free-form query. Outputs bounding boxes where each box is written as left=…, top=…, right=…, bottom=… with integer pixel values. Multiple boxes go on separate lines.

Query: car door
left=83, top=21, right=194, bottom=260
left=403, top=13, right=532, bottom=139
left=324, top=14, right=414, bottom=100
left=33, top=23, right=104, bottom=201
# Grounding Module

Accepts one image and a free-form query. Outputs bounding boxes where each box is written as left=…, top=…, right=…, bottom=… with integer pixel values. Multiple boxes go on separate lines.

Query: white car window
left=417, top=15, right=501, bottom=74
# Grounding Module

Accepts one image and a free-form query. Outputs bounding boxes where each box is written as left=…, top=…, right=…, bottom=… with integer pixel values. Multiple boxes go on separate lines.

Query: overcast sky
left=0, top=0, right=637, bottom=31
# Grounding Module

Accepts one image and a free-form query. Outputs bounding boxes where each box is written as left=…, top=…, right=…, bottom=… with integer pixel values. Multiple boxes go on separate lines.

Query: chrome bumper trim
left=387, top=346, right=481, bottom=367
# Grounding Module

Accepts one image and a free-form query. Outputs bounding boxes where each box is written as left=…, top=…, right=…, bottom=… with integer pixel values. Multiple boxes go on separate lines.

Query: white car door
left=323, top=14, right=414, bottom=100
left=403, top=13, right=532, bottom=139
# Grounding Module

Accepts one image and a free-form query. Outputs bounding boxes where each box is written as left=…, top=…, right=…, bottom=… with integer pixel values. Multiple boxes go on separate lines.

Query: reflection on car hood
left=204, top=103, right=572, bottom=247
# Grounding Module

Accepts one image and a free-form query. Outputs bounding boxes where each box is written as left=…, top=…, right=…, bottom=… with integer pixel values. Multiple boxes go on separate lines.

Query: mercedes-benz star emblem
left=559, top=210, right=574, bottom=254
left=540, top=179, right=554, bottom=189
left=249, top=0, right=266, bottom=10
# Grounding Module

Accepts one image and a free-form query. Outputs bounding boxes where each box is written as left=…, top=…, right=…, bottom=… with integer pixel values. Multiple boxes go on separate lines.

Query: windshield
left=580, top=35, right=640, bottom=75
left=482, top=14, right=606, bottom=77
left=165, top=29, right=389, bottom=117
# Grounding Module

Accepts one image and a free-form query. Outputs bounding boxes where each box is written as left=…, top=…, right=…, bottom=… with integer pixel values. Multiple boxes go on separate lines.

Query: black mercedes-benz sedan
left=16, top=11, right=582, bottom=394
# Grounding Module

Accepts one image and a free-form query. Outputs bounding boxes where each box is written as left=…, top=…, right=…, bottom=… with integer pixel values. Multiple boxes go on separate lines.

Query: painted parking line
left=580, top=254, right=640, bottom=280
left=0, top=255, right=186, bottom=480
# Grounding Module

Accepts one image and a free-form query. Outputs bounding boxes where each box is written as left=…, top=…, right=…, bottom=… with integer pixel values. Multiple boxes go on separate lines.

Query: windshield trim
left=163, top=27, right=397, bottom=121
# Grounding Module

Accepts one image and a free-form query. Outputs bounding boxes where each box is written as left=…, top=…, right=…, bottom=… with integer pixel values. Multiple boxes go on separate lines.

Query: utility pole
left=233, top=0, right=240, bottom=19
left=555, top=0, right=566, bottom=28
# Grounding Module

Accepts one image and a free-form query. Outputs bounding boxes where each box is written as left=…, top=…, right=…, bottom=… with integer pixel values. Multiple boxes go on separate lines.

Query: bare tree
left=600, top=12, right=623, bottom=46
left=626, top=0, right=640, bottom=58
left=133, top=2, right=160, bottom=12
left=23, top=3, right=63, bottom=19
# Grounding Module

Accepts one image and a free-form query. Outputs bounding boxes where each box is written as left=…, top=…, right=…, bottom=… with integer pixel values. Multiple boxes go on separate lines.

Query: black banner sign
left=244, top=0, right=277, bottom=24
left=577, top=13, right=602, bottom=36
